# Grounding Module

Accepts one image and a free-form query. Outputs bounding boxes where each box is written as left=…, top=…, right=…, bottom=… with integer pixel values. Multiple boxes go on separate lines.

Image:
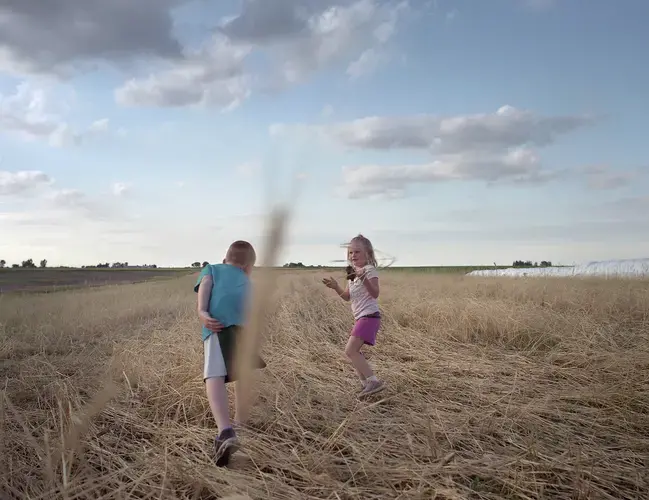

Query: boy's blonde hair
left=348, top=234, right=378, bottom=267
left=225, top=240, right=256, bottom=268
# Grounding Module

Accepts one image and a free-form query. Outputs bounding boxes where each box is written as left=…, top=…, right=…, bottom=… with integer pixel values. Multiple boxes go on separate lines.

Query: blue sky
left=1, top=0, right=647, bottom=267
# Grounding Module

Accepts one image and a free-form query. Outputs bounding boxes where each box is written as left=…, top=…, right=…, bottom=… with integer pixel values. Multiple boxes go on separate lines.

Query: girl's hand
left=199, top=311, right=223, bottom=333
left=322, top=276, right=339, bottom=289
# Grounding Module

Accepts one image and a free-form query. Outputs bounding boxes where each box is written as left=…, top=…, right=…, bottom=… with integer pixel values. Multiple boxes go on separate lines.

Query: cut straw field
left=1, top=270, right=648, bottom=499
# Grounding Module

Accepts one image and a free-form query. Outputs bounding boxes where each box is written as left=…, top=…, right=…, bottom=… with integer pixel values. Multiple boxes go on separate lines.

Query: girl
left=322, top=234, right=386, bottom=399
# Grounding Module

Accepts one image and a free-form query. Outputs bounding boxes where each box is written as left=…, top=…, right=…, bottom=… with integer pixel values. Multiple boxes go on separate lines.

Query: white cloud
left=0, top=170, right=52, bottom=196
left=346, top=48, right=387, bottom=80
left=0, top=83, right=109, bottom=147
left=336, top=147, right=557, bottom=198
left=48, top=188, right=87, bottom=208
left=316, top=105, right=595, bottom=153
left=1, top=169, right=127, bottom=225
left=272, top=105, right=597, bottom=198
left=112, top=182, right=132, bottom=197
left=264, top=0, right=409, bottom=85
left=1, top=0, right=417, bottom=109
left=115, top=36, right=251, bottom=109
left=89, top=118, right=110, bottom=133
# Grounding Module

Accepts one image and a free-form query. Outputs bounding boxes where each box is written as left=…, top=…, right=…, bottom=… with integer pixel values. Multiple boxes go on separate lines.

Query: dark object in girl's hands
left=345, top=265, right=356, bottom=281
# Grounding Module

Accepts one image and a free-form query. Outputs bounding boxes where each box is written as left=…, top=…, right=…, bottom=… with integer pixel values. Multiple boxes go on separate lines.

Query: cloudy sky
left=1, top=0, right=647, bottom=268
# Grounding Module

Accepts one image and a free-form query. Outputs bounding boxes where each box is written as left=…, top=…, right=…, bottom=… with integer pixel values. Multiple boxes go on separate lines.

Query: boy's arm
left=197, top=275, right=224, bottom=333
left=197, top=275, right=213, bottom=314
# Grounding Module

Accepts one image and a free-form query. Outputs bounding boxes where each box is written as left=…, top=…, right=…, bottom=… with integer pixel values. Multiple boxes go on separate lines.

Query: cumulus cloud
left=337, top=147, right=558, bottom=198
left=120, top=0, right=411, bottom=107
left=1, top=169, right=127, bottom=224
left=0, top=170, right=52, bottom=196
left=346, top=48, right=388, bottom=80
left=112, top=182, right=132, bottom=197
left=0, top=0, right=185, bottom=76
left=318, top=105, right=595, bottom=153
left=1, top=0, right=415, bottom=109
left=273, top=105, right=597, bottom=198
left=247, top=0, right=408, bottom=85
left=0, top=83, right=109, bottom=147
left=579, top=164, right=643, bottom=191
left=115, top=37, right=251, bottom=109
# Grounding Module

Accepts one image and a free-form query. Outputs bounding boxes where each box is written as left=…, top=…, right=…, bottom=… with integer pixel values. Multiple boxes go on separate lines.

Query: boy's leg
left=204, top=334, right=239, bottom=466
left=205, top=376, right=232, bottom=431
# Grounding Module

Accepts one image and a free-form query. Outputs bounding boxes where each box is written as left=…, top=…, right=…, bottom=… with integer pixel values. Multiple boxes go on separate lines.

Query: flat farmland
left=1, top=269, right=648, bottom=499
left=0, top=268, right=192, bottom=293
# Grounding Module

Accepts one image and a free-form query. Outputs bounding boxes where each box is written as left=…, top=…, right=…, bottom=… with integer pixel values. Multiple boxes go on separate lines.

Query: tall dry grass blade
left=51, top=381, right=118, bottom=476
left=2, top=391, right=44, bottom=460
left=235, top=205, right=290, bottom=423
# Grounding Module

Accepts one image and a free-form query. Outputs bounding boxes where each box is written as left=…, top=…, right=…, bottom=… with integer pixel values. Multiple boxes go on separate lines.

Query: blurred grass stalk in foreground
left=234, top=205, right=290, bottom=422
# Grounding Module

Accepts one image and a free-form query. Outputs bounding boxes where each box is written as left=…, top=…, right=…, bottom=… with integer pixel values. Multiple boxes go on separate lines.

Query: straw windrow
left=1, top=264, right=648, bottom=498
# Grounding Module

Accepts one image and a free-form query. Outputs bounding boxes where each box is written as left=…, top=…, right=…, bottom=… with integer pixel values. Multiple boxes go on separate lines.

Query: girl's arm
left=362, top=277, right=379, bottom=299
left=358, top=267, right=380, bottom=299
left=334, top=282, right=350, bottom=301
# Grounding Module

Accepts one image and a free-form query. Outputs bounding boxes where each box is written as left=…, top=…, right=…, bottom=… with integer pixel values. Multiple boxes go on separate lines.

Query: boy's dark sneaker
left=214, top=427, right=239, bottom=467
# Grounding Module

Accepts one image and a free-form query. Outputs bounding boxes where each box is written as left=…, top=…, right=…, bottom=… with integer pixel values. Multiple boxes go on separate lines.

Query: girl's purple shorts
left=351, top=314, right=381, bottom=346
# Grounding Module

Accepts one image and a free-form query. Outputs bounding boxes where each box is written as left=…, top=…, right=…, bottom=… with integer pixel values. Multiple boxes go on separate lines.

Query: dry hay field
left=1, top=270, right=648, bottom=499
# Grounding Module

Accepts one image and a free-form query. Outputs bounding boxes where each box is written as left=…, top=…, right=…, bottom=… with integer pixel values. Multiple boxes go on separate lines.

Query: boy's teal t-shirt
left=194, top=263, right=250, bottom=341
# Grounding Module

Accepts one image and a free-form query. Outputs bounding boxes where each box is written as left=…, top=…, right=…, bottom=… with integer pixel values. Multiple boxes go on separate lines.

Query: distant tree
left=283, top=262, right=305, bottom=268
left=11, top=264, right=19, bottom=268
left=21, top=258, right=36, bottom=268
left=202, top=261, right=209, bottom=268
left=513, top=260, right=552, bottom=268
left=191, top=262, right=201, bottom=268
left=0, top=259, right=5, bottom=268
left=39, top=259, right=47, bottom=268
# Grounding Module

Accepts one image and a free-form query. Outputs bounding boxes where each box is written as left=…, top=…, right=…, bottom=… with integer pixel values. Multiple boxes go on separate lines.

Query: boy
left=194, top=240, right=266, bottom=466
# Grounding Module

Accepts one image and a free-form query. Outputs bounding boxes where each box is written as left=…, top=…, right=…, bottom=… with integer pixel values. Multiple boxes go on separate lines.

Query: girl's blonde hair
left=347, top=234, right=378, bottom=267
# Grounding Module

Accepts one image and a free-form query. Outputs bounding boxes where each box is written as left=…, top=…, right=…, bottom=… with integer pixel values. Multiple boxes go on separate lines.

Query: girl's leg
left=346, top=318, right=385, bottom=398
left=345, top=336, right=374, bottom=379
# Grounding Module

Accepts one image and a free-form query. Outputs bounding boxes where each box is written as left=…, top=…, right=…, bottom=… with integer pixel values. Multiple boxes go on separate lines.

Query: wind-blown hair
left=347, top=234, right=378, bottom=267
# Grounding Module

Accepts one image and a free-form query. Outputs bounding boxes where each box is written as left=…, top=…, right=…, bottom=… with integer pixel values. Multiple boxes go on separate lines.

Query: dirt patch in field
left=0, top=269, right=192, bottom=293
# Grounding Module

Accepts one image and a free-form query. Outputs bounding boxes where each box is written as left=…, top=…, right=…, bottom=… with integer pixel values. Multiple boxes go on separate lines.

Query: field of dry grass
left=1, top=270, right=648, bottom=499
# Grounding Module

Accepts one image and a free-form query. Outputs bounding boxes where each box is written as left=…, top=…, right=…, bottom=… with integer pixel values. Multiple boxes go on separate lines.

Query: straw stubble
left=0, top=268, right=648, bottom=499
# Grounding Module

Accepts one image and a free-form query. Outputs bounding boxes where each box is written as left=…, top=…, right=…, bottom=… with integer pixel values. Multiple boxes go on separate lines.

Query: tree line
left=1, top=258, right=556, bottom=270
left=0, top=258, right=47, bottom=269
left=0, top=259, right=159, bottom=269
left=512, top=260, right=553, bottom=268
